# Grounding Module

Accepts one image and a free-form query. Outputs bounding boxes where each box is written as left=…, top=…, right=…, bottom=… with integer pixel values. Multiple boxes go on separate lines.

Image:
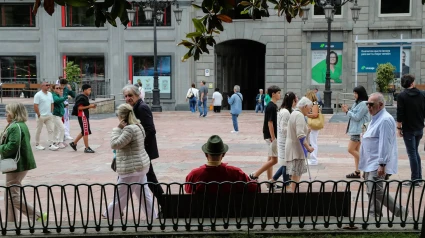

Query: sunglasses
left=124, top=94, right=134, bottom=98
left=366, top=102, right=375, bottom=107
left=55, top=87, right=62, bottom=90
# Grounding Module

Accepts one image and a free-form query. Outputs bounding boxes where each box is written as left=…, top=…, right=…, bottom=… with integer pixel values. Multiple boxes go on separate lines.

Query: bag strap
left=236, top=93, right=243, bottom=102
left=136, top=124, right=146, bottom=138
left=12, top=122, right=22, bottom=163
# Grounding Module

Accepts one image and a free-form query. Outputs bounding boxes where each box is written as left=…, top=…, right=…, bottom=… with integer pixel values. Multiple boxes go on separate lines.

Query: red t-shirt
left=185, top=163, right=259, bottom=194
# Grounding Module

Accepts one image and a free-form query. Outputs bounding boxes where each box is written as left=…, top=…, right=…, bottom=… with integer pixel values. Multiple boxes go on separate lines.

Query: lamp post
left=302, top=0, right=361, bottom=114
left=128, top=0, right=183, bottom=112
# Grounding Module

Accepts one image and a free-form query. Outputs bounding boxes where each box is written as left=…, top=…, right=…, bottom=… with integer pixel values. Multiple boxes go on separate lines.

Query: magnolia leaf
left=105, top=12, right=117, bottom=27
left=44, top=0, right=55, bottom=16
left=216, top=14, right=233, bottom=23
left=64, top=0, right=91, bottom=7
left=32, top=0, right=41, bottom=15
left=192, top=4, right=202, bottom=9
left=192, top=18, right=205, bottom=33
left=186, top=32, right=203, bottom=38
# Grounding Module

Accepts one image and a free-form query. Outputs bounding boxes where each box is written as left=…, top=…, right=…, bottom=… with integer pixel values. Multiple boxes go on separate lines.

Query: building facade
left=0, top=0, right=423, bottom=110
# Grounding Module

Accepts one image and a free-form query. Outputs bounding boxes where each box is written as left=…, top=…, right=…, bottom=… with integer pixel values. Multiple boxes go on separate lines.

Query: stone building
left=0, top=0, right=422, bottom=110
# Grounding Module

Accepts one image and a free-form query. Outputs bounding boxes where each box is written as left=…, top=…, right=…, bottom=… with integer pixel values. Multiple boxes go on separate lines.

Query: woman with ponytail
left=103, top=103, right=156, bottom=220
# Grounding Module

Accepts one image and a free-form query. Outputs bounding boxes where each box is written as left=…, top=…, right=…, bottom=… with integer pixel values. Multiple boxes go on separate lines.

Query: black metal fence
left=1, top=180, right=424, bottom=236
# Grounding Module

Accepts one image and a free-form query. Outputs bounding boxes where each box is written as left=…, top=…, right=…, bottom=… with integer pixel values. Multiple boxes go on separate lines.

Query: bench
left=162, top=191, right=351, bottom=219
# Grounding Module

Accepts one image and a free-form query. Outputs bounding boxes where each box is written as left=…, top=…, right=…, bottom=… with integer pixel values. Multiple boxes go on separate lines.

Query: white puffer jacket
left=110, top=124, right=150, bottom=175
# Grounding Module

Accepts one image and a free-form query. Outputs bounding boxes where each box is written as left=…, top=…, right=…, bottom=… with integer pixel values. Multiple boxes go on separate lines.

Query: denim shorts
left=350, top=135, right=361, bottom=142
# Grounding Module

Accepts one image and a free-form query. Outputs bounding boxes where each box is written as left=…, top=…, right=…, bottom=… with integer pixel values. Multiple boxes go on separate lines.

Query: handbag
left=0, top=122, right=22, bottom=173
left=307, top=112, right=324, bottom=130
left=187, top=89, right=194, bottom=99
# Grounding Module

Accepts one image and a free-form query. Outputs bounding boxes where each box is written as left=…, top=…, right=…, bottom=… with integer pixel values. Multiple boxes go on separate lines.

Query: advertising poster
left=311, top=42, right=343, bottom=85
left=133, top=55, right=171, bottom=98
left=357, top=47, right=401, bottom=73
left=132, top=76, right=171, bottom=93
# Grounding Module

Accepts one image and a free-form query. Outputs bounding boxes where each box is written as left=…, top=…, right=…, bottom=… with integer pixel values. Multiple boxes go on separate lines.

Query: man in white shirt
left=359, top=93, right=405, bottom=217
left=211, top=88, right=223, bottom=113
left=34, top=82, right=58, bottom=151
left=137, top=80, right=145, bottom=101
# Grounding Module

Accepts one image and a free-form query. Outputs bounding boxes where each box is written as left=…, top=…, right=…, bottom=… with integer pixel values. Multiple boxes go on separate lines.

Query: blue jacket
left=347, top=101, right=370, bottom=135
left=228, top=92, right=243, bottom=115
left=255, top=94, right=265, bottom=103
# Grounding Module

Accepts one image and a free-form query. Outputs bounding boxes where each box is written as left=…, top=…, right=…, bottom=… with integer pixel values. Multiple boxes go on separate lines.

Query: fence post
left=421, top=203, right=425, bottom=237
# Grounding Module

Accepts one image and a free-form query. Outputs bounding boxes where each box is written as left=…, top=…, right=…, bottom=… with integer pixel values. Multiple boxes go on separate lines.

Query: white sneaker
left=57, top=142, right=66, bottom=149
left=49, top=144, right=59, bottom=151
left=231, top=130, right=239, bottom=134
left=35, top=145, right=45, bottom=150
left=65, top=136, right=73, bottom=140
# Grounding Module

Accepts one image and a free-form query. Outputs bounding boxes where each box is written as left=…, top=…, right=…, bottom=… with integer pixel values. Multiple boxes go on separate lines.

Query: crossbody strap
left=9, top=122, right=22, bottom=163
left=236, top=93, right=243, bottom=102
left=136, top=124, right=146, bottom=138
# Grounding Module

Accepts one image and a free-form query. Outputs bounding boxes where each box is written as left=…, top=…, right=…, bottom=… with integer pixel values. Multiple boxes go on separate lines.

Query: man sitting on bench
left=185, top=135, right=259, bottom=194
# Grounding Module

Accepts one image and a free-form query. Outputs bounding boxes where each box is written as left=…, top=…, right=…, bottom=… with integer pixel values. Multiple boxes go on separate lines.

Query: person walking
left=228, top=85, right=243, bottom=133
left=104, top=103, right=156, bottom=220
left=212, top=88, right=223, bottom=113
left=33, top=82, right=58, bottom=151
left=59, top=78, right=76, bottom=141
left=186, top=83, right=199, bottom=113
left=137, top=79, right=146, bottom=101
left=360, top=93, right=406, bottom=217
left=0, top=103, right=47, bottom=222
left=51, top=84, right=69, bottom=149
left=286, top=97, right=314, bottom=192
left=122, top=85, right=164, bottom=207
left=341, top=85, right=370, bottom=179
left=249, top=86, right=281, bottom=182
left=396, top=74, right=425, bottom=187
left=305, top=90, right=321, bottom=166
left=255, top=89, right=265, bottom=113
left=198, top=80, right=208, bottom=117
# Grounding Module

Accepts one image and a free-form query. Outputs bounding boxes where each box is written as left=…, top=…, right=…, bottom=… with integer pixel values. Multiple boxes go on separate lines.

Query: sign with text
left=357, top=47, right=400, bottom=73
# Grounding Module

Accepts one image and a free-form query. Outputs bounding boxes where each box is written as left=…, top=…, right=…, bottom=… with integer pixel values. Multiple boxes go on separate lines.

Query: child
left=249, top=85, right=281, bottom=183
left=69, top=84, right=97, bottom=153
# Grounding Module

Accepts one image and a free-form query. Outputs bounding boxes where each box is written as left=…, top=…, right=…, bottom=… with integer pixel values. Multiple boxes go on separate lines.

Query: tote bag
left=307, top=113, right=324, bottom=130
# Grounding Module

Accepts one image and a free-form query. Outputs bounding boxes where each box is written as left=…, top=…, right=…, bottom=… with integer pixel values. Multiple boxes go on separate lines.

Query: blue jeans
left=231, top=114, right=239, bottom=131
left=189, top=97, right=197, bottom=112
left=403, top=130, right=423, bottom=181
left=255, top=102, right=264, bottom=113
left=273, top=166, right=290, bottom=182
left=198, top=99, right=208, bottom=117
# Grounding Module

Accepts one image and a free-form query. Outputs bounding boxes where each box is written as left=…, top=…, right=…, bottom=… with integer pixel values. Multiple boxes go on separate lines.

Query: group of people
left=186, top=81, right=224, bottom=115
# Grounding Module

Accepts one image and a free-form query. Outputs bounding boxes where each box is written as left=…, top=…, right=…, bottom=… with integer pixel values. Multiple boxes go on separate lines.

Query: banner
left=133, top=76, right=171, bottom=93
left=311, top=42, right=343, bottom=85
left=357, top=47, right=400, bottom=73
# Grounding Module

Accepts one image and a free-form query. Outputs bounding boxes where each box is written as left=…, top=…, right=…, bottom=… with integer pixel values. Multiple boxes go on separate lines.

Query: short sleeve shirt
left=263, top=101, right=278, bottom=139
left=34, top=91, right=53, bottom=116
left=199, top=85, right=208, bottom=100
left=212, top=92, right=223, bottom=106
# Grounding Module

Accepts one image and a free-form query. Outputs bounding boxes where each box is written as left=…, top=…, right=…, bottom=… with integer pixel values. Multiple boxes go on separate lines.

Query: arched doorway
left=215, top=40, right=266, bottom=110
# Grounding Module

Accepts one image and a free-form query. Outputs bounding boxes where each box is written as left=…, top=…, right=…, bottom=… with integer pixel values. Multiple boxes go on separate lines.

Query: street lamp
left=128, top=0, right=183, bottom=112
left=304, top=0, right=361, bottom=114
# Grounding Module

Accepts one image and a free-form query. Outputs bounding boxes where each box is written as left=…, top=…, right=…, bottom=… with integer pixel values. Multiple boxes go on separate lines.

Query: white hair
left=234, top=85, right=240, bottom=92
left=259, top=89, right=263, bottom=92
left=122, top=84, right=140, bottom=96
left=296, top=97, right=313, bottom=108
left=370, top=92, right=386, bottom=106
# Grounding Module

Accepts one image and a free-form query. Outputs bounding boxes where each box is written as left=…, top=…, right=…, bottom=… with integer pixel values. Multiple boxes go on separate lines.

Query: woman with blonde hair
left=103, top=103, right=156, bottom=220
left=305, top=90, right=321, bottom=166
left=0, top=103, right=46, bottom=222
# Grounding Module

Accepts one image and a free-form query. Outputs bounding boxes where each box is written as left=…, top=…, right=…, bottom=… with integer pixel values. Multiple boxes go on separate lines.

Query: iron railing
left=0, top=180, right=424, bottom=236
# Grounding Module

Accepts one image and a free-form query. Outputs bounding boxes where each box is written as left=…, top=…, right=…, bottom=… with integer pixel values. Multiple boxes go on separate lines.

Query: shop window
left=0, top=56, right=37, bottom=83
left=132, top=6, right=171, bottom=26
left=379, top=0, right=411, bottom=16
left=0, top=4, right=36, bottom=27
left=66, top=56, right=105, bottom=81
left=132, top=56, right=172, bottom=99
left=64, top=6, right=103, bottom=27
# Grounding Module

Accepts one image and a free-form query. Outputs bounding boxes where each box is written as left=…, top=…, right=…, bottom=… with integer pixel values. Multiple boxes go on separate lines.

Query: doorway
left=215, top=40, right=266, bottom=110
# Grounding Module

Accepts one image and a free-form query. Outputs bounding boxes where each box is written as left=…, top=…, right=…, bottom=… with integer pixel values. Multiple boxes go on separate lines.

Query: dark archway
left=215, top=40, right=266, bottom=110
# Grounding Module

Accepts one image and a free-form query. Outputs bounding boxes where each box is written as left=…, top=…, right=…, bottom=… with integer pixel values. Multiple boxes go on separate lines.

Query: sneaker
left=84, top=147, right=95, bottom=153
left=36, top=212, right=48, bottom=222
left=231, top=130, right=239, bottom=134
left=249, top=172, right=258, bottom=180
left=203, top=115, right=207, bottom=117
left=65, top=136, right=73, bottom=140
left=49, top=144, right=59, bottom=151
left=69, top=142, right=77, bottom=151
left=57, top=142, right=66, bottom=149
left=35, top=145, right=45, bottom=150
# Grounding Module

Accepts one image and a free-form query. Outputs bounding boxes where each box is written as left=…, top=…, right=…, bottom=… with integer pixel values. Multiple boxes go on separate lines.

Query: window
left=313, top=4, right=342, bottom=18
left=222, top=0, right=261, bottom=20
left=379, top=0, right=411, bottom=16
left=66, top=56, right=105, bottom=81
left=0, top=56, right=37, bottom=83
left=0, top=4, right=36, bottom=27
left=65, top=6, right=103, bottom=27
left=132, top=6, right=171, bottom=27
left=133, top=56, right=172, bottom=99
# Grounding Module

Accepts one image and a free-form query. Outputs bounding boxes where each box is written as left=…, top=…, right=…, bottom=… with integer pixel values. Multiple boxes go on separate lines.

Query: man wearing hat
left=185, top=135, right=258, bottom=194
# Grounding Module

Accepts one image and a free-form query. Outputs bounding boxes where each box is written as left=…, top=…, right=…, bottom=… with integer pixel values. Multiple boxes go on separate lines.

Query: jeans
left=272, top=166, right=290, bottom=182
left=231, top=114, right=239, bottom=131
left=255, top=102, right=264, bottom=113
left=189, top=97, right=197, bottom=113
left=402, top=130, right=423, bottom=181
left=198, top=99, right=208, bottom=117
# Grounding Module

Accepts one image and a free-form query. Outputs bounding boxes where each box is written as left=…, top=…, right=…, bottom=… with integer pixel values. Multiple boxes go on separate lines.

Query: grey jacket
left=110, top=124, right=150, bottom=175
left=347, top=101, right=370, bottom=135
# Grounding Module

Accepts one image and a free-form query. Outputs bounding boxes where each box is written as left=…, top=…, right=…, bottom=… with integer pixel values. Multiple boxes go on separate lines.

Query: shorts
left=350, top=135, right=361, bottom=142
left=265, top=139, right=278, bottom=157
left=78, top=116, right=92, bottom=136
left=287, top=159, right=307, bottom=176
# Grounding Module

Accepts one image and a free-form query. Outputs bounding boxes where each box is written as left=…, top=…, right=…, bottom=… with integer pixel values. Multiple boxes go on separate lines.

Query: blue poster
left=357, top=47, right=400, bottom=73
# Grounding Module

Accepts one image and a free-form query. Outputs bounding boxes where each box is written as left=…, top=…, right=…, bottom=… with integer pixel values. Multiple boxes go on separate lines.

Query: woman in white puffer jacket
left=103, top=103, right=156, bottom=220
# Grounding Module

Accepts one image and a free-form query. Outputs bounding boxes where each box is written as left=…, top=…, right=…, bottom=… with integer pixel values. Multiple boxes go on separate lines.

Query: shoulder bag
left=187, top=89, right=194, bottom=99
left=307, top=105, right=324, bottom=130
left=1, top=122, right=22, bottom=173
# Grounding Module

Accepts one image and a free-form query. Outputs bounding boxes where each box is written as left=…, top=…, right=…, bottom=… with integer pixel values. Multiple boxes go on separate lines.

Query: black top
left=263, top=101, right=278, bottom=139
left=72, top=94, right=90, bottom=118
left=397, top=88, right=425, bottom=132
left=133, top=98, right=159, bottom=160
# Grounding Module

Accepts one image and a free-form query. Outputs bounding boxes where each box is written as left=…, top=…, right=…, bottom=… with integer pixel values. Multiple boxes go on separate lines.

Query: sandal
left=346, top=171, right=361, bottom=179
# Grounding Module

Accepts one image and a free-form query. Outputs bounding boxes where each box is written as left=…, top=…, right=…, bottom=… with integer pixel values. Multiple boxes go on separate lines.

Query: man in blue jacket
left=255, top=89, right=265, bottom=113
left=228, top=85, right=243, bottom=134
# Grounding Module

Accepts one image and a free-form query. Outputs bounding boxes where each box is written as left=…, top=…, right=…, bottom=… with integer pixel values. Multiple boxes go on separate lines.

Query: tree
left=64, top=61, right=81, bottom=90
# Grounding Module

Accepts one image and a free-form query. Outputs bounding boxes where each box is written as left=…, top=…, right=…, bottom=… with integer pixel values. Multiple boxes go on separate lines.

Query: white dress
left=277, top=108, right=291, bottom=166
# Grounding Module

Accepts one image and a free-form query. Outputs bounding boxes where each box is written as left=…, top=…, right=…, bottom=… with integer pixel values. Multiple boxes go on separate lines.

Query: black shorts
left=78, top=116, right=92, bottom=136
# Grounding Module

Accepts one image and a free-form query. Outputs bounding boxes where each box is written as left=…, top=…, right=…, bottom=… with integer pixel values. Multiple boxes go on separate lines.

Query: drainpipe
left=284, top=17, right=288, bottom=91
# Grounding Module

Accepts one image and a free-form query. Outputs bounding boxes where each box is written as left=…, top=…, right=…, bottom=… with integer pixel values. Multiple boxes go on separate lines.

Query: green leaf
left=186, top=32, right=203, bottom=38
left=239, top=1, right=251, bottom=6
left=104, top=0, right=115, bottom=8
left=119, top=9, right=130, bottom=27
left=54, top=0, right=66, bottom=6
left=105, top=12, right=117, bottom=27
left=86, top=6, right=95, bottom=17
left=202, top=0, right=214, bottom=10
left=192, top=4, right=202, bottom=9
left=240, top=9, right=249, bottom=14
left=192, top=18, right=205, bottom=33
left=111, top=0, right=126, bottom=19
